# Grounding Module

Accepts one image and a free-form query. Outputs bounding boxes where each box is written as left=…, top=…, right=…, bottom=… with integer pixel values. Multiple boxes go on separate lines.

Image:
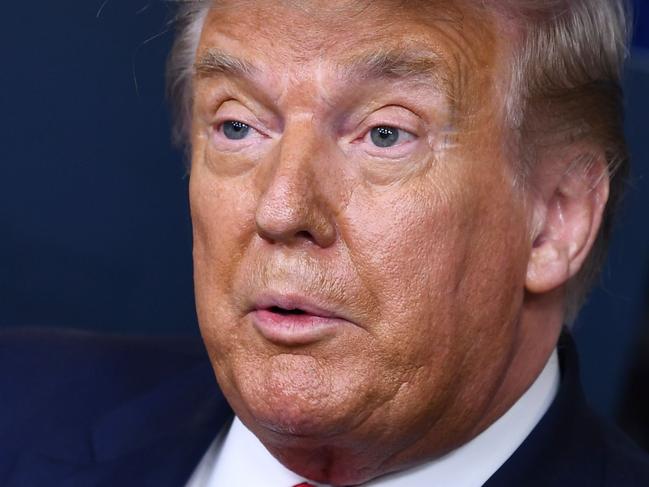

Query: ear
left=525, top=149, right=609, bottom=294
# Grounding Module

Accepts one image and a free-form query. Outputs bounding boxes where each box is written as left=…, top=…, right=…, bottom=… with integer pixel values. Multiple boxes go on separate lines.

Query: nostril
left=295, top=230, right=314, bottom=241
left=533, top=235, right=545, bottom=248
left=255, top=226, right=316, bottom=246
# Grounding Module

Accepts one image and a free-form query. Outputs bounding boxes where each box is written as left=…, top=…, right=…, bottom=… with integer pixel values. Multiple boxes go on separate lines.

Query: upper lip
left=250, top=293, right=346, bottom=320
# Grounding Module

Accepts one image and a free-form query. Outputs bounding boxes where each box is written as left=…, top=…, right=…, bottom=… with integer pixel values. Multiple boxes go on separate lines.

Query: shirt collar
left=188, top=349, right=559, bottom=487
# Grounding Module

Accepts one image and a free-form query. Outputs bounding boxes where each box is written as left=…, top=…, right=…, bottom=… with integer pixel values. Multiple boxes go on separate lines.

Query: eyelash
left=214, top=120, right=263, bottom=142
left=211, top=119, right=418, bottom=157
left=360, top=125, right=416, bottom=149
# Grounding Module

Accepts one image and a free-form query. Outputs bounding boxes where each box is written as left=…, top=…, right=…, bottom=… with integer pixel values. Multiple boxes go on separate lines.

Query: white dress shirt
left=186, top=350, right=559, bottom=487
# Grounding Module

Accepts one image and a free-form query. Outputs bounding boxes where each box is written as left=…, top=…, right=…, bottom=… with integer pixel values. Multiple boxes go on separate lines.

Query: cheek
left=190, top=160, right=256, bottom=259
left=342, top=165, right=529, bottom=370
left=334, top=169, right=531, bottom=438
left=346, top=179, right=467, bottom=304
left=189, top=165, right=257, bottom=330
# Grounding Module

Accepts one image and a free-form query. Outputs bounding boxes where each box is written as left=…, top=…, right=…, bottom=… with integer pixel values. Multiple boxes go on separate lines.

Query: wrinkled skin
left=189, top=1, right=593, bottom=484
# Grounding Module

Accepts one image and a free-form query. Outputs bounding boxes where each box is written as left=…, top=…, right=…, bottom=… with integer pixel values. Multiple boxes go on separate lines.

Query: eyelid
left=359, top=125, right=417, bottom=148
left=213, top=116, right=274, bottom=144
left=349, top=103, right=421, bottom=135
left=367, top=125, right=416, bottom=138
left=217, top=119, right=253, bottom=134
left=345, top=106, right=422, bottom=160
left=212, top=99, right=275, bottom=137
left=334, top=124, right=416, bottom=163
left=213, top=120, right=266, bottom=144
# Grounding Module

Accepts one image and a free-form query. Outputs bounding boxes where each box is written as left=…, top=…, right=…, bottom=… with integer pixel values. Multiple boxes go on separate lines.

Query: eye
left=221, top=120, right=251, bottom=140
left=367, top=125, right=415, bottom=148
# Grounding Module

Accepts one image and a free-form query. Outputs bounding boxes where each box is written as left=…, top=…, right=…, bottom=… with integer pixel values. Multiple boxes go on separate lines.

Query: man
left=2, top=0, right=648, bottom=486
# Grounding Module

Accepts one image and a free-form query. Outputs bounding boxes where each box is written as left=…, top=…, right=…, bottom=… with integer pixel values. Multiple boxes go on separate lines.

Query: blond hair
left=167, top=0, right=632, bottom=321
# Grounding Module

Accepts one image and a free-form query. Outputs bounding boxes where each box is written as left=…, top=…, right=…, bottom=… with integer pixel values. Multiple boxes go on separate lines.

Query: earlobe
left=525, top=153, right=609, bottom=295
left=526, top=237, right=570, bottom=294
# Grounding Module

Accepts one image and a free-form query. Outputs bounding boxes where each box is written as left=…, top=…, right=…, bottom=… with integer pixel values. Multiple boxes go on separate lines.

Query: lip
left=249, top=294, right=351, bottom=346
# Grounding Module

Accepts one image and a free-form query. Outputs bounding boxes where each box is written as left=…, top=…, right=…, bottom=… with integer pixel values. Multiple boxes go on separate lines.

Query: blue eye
left=370, top=126, right=400, bottom=148
left=222, top=120, right=251, bottom=140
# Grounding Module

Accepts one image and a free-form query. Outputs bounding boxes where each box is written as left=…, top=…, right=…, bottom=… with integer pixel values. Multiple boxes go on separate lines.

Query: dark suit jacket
left=1, top=329, right=648, bottom=486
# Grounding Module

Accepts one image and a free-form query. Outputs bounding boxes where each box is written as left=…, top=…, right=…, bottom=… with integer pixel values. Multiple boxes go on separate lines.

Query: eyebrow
left=345, top=48, right=447, bottom=85
left=195, top=47, right=446, bottom=83
left=194, top=49, right=257, bottom=79
left=193, top=47, right=453, bottom=109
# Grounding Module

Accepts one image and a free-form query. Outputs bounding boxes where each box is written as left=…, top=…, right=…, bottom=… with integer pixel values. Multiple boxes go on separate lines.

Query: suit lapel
left=87, top=361, right=232, bottom=485
left=91, top=361, right=227, bottom=460
left=484, top=333, right=606, bottom=486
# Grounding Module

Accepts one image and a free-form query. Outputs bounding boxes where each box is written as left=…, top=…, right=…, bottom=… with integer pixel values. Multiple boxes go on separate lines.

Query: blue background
left=1, top=1, right=648, bottom=422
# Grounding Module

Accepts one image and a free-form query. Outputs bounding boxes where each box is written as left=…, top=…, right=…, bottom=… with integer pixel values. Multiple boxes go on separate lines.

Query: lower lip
left=250, top=309, right=348, bottom=345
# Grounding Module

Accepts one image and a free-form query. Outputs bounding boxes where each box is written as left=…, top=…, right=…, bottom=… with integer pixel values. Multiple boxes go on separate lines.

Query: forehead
left=195, top=0, right=502, bottom=96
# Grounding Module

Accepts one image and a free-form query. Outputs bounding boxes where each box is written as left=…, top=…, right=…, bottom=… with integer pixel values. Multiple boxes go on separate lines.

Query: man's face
left=190, top=0, right=532, bottom=482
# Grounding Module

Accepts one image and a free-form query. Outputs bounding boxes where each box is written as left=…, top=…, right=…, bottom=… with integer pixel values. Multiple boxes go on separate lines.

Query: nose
left=255, top=124, right=337, bottom=249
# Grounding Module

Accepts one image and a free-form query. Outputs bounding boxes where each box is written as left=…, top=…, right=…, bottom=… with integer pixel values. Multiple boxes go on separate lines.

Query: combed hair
left=494, top=0, right=632, bottom=322
left=166, top=0, right=632, bottom=322
left=167, top=0, right=212, bottom=149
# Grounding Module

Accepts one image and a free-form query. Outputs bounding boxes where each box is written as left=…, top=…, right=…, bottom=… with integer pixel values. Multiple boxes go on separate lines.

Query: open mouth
left=249, top=296, right=349, bottom=344
left=267, top=306, right=309, bottom=316
left=250, top=294, right=342, bottom=322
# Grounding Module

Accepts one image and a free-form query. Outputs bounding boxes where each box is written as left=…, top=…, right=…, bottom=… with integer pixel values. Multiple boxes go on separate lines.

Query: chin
left=230, top=354, right=372, bottom=441
left=242, top=384, right=356, bottom=440
left=253, top=405, right=338, bottom=438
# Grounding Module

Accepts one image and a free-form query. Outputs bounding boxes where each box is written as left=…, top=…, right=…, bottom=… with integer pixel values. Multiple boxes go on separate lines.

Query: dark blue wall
left=1, top=1, right=198, bottom=334
left=575, top=51, right=649, bottom=416
left=1, top=1, right=648, bottom=418
left=634, top=0, right=649, bottom=48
